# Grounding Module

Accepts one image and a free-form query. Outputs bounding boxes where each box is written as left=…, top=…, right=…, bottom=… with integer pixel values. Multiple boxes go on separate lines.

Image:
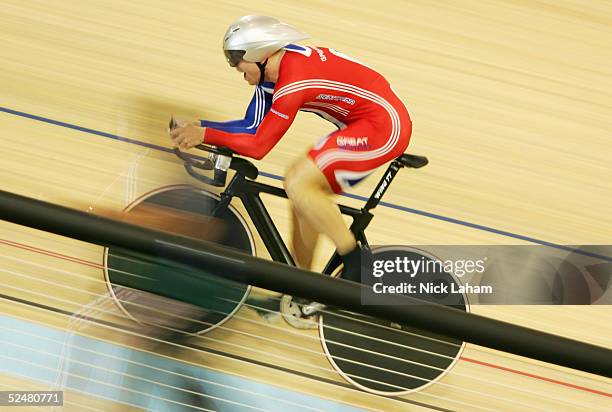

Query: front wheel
left=103, top=185, right=255, bottom=340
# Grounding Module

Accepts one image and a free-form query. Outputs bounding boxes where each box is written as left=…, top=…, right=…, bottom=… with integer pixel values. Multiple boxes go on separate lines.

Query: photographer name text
left=372, top=282, right=493, bottom=294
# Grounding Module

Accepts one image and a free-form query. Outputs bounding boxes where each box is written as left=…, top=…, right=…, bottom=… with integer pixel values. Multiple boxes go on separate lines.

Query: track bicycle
left=104, top=122, right=469, bottom=395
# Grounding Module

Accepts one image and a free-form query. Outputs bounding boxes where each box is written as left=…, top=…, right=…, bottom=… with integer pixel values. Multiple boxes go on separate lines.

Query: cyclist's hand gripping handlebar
left=169, top=116, right=232, bottom=187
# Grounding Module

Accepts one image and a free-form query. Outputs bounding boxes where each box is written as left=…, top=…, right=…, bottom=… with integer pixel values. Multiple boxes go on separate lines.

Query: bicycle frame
left=208, top=158, right=406, bottom=276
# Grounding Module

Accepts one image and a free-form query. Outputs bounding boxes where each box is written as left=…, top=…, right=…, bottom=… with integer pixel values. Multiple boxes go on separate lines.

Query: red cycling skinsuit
left=204, top=45, right=412, bottom=193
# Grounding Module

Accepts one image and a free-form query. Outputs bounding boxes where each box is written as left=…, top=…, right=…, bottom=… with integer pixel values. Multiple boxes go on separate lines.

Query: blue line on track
left=2, top=105, right=610, bottom=262
left=0, top=106, right=172, bottom=153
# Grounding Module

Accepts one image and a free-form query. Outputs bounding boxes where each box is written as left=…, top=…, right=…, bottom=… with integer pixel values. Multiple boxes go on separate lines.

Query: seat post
left=363, top=160, right=402, bottom=211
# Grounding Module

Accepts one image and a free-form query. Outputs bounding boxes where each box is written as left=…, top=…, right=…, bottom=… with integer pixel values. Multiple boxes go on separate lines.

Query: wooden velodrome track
left=1, top=0, right=611, bottom=411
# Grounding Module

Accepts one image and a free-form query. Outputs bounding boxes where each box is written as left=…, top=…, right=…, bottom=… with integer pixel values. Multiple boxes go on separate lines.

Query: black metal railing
left=0, top=189, right=610, bottom=378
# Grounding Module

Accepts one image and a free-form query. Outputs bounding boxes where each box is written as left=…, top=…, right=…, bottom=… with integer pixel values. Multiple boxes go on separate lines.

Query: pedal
left=280, top=295, right=319, bottom=329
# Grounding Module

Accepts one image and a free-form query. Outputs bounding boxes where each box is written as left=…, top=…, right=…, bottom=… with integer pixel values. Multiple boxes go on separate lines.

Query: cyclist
left=170, top=15, right=412, bottom=281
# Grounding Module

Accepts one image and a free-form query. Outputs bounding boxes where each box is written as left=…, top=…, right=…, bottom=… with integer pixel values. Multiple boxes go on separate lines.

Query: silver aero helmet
left=223, top=15, right=308, bottom=68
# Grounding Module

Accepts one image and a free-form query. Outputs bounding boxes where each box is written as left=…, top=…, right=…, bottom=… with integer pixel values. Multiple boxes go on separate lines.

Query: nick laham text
left=372, top=282, right=493, bottom=295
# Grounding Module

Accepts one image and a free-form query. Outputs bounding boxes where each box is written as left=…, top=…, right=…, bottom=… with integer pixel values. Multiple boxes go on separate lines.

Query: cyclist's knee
left=285, top=157, right=329, bottom=199
left=284, top=158, right=308, bottom=199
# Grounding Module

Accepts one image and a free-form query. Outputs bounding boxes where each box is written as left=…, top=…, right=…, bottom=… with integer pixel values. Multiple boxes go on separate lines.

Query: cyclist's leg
left=284, top=157, right=356, bottom=258
left=290, top=206, right=320, bottom=269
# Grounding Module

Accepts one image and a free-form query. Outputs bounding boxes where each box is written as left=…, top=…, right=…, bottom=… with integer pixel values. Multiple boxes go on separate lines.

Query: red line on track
left=0, top=238, right=103, bottom=269
left=461, top=357, right=611, bottom=398
left=1, top=237, right=610, bottom=398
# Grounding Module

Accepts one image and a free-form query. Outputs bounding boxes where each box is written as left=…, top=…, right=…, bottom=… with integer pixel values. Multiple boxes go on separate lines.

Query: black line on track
left=0, top=293, right=457, bottom=412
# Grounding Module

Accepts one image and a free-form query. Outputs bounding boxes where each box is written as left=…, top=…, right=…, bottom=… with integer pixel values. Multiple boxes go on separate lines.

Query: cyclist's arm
left=199, top=83, right=273, bottom=134
left=204, top=92, right=301, bottom=160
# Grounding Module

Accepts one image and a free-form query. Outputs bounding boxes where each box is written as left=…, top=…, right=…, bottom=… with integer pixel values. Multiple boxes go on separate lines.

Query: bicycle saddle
left=396, top=154, right=428, bottom=169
